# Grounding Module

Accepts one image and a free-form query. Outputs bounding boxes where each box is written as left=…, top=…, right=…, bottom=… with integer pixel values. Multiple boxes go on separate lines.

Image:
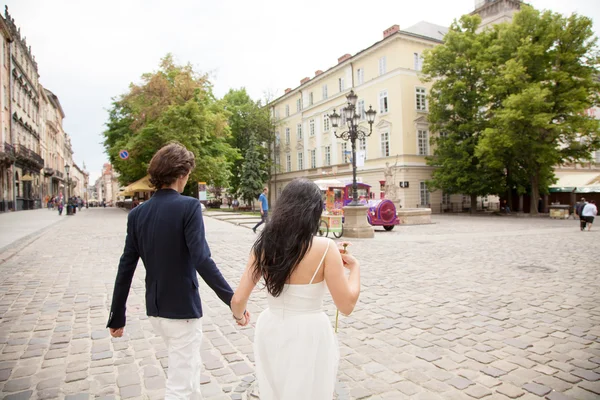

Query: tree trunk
left=470, top=194, right=478, bottom=214
left=530, top=172, right=540, bottom=215
left=506, top=166, right=513, bottom=211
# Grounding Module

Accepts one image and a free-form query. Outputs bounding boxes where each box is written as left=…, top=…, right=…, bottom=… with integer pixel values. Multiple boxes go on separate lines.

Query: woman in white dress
left=231, top=178, right=361, bottom=400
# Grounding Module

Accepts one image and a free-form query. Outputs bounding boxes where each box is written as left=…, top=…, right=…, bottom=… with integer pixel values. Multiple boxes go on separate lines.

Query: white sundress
left=254, top=246, right=339, bottom=399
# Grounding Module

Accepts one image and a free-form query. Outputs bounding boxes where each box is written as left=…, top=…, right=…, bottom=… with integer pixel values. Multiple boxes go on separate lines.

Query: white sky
left=5, top=0, right=599, bottom=183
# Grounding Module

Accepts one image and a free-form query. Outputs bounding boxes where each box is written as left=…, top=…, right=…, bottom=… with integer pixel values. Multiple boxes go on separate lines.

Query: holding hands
left=233, top=310, right=251, bottom=326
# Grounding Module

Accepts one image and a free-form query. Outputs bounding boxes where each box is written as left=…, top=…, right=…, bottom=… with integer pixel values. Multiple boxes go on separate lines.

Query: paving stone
left=545, top=391, right=574, bottom=400
left=496, top=383, right=525, bottom=398
left=571, top=369, right=600, bottom=381
left=144, top=376, right=165, bottom=390
left=579, top=380, right=600, bottom=395
left=523, top=382, right=552, bottom=396
left=65, top=395, right=90, bottom=400
left=465, top=384, right=492, bottom=398
left=481, top=366, right=508, bottom=378
left=36, top=377, right=63, bottom=390
left=3, top=377, right=32, bottom=392
left=66, top=371, right=87, bottom=383
left=117, top=373, right=141, bottom=387
left=230, top=362, right=253, bottom=376
left=91, top=331, right=109, bottom=340
left=449, top=376, right=475, bottom=390
left=3, top=391, right=33, bottom=400
left=119, top=385, right=141, bottom=399
left=91, top=351, right=113, bottom=361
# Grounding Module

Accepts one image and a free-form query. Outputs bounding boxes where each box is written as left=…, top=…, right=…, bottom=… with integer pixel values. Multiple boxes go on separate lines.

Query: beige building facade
left=269, top=22, right=448, bottom=210
left=0, top=15, right=12, bottom=212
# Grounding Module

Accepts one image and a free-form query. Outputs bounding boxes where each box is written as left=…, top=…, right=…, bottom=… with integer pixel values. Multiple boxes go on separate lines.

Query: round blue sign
left=119, top=150, right=129, bottom=160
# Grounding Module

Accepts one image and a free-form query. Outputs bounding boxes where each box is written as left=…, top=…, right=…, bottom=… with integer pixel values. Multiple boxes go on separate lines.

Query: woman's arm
left=324, top=240, right=360, bottom=316
left=231, top=252, right=259, bottom=324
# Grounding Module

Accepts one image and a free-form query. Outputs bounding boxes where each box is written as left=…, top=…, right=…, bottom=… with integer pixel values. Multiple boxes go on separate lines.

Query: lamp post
left=65, top=164, right=71, bottom=215
left=328, top=89, right=377, bottom=206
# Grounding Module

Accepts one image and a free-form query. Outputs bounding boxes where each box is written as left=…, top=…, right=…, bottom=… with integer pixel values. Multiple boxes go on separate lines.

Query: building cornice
left=270, top=30, right=442, bottom=106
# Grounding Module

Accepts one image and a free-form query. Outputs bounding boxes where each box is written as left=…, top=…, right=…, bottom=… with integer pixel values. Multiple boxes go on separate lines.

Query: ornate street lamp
left=65, top=164, right=70, bottom=202
left=329, top=89, right=377, bottom=206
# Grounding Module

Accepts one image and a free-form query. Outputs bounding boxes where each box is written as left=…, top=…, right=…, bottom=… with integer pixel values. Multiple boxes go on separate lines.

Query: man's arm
left=185, top=201, right=234, bottom=306
left=107, top=212, right=140, bottom=329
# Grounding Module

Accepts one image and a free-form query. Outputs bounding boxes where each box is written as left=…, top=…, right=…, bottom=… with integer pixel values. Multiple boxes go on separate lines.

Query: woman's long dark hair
left=252, top=178, right=324, bottom=297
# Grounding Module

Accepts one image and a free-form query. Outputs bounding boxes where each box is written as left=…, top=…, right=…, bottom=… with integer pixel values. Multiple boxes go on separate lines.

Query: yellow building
left=269, top=22, right=448, bottom=210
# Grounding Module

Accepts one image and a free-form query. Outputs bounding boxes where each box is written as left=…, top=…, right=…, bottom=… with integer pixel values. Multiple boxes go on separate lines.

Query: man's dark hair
left=263, top=188, right=268, bottom=192
left=148, top=143, right=195, bottom=189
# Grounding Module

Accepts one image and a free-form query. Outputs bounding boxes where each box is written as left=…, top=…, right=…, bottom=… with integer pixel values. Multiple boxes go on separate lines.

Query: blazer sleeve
left=107, top=211, right=140, bottom=328
left=185, top=201, right=234, bottom=307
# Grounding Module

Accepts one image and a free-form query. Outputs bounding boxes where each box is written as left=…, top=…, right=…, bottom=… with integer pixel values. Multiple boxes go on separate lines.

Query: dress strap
left=309, top=241, right=329, bottom=284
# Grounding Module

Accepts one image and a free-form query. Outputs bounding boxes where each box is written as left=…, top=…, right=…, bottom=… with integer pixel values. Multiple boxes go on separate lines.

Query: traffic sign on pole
left=119, top=150, right=129, bottom=160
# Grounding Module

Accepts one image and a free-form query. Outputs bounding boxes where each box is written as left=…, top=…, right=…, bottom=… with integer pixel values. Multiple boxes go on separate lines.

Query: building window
left=380, top=132, right=390, bottom=157
left=286, top=154, right=292, bottom=172
left=297, top=123, right=303, bottom=140
left=297, top=98, right=302, bottom=112
left=357, top=68, right=364, bottom=85
left=359, top=137, right=367, bottom=160
left=341, top=142, right=349, bottom=163
left=323, top=114, right=330, bottom=132
left=285, top=128, right=290, bottom=144
left=285, top=105, right=290, bottom=117
left=357, top=100, right=365, bottom=120
left=379, top=90, right=388, bottom=114
left=339, top=77, right=345, bottom=92
left=322, top=84, right=328, bottom=100
left=310, top=149, right=317, bottom=169
left=416, top=87, right=427, bottom=111
left=379, top=56, right=386, bottom=76
left=442, top=193, right=451, bottom=205
left=310, top=119, right=315, bottom=136
left=420, top=182, right=430, bottom=206
left=309, top=92, right=314, bottom=106
left=414, top=53, right=423, bottom=71
left=275, top=109, right=280, bottom=120
left=595, top=150, right=600, bottom=163
left=324, top=146, right=331, bottom=166
left=297, top=152, right=304, bottom=170
left=418, top=130, right=429, bottom=155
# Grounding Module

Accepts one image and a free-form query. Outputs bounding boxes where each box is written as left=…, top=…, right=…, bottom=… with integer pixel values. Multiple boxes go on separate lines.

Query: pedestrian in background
left=575, top=197, right=588, bottom=231
left=252, top=187, right=269, bottom=233
left=582, top=200, right=597, bottom=231
left=107, top=142, right=242, bottom=399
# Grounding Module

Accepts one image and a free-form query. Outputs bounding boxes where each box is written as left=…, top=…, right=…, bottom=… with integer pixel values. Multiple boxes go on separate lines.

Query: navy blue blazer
left=107, top=189, right=234, bottom=329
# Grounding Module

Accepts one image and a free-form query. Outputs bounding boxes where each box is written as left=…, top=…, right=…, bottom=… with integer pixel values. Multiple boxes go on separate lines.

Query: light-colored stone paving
left=0, top=208, right=599, bottom=399
left=0, top=208, right=68, bottom=252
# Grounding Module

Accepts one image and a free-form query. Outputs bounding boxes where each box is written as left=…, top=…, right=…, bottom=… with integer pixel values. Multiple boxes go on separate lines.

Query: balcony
left=55, top=170, right=64, bottom=179
left=0, top=142, right=16, bottom=167
left=43, top=167, right=55, bottom=177
left=15, top=144, right=44, bottom=170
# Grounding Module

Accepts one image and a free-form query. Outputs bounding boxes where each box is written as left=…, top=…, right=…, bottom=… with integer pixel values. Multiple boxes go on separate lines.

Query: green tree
left=222, top=88, right=274, bottom=198
left=239, top=133, right=266, bottom=208
left=422, top=15, right=505, bottom=211
left=477, top=6, right=600, bottom=214
left=103, top=55, right=239, bottom=190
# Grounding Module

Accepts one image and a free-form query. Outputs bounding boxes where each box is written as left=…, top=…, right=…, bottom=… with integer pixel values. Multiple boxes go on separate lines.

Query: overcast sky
left=5, top=0, right=599, bottom=183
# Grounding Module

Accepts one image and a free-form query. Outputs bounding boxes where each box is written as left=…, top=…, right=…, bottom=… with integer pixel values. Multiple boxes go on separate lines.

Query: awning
left=21, top=174, right=34, bottom=181
left=550, top=172, right=600, bottom=193
left=126, top=175, right=154, bottom=192
left=313, top=178, right=344, bottom=190
left=576, top=186, right=600, bottom=194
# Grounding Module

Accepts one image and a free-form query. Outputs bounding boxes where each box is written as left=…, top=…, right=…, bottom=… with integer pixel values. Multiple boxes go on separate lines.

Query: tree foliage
left=222, top=88, right=274, bottom=198
left=103, top=55, right=239, bottom=190
left=423, top=7, right=600, bottom=213
left=477, top=5, right=600, bottom=213
left=239, top=133, right=266, bottom=207
left=423, top=15, right=505, bottom=211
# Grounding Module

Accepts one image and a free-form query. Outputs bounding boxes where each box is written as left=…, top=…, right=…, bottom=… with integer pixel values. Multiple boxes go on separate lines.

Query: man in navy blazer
left=107, top=143, right=249, bottom=399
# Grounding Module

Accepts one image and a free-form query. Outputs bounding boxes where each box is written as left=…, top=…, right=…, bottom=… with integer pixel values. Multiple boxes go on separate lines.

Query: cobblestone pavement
left=0, top=208, right=599, bottom=399
left=0, top=208, right=66, bottom=252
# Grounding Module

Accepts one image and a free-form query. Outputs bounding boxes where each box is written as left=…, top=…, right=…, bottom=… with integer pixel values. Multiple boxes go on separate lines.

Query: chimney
left=300, top=77, right=310, bottom=85
left=337, top=54, right=351, bottom=64
left=383, top=24, right=400, bottom=39
left=284, top=88, right=292, bottom=94
left=315, top=70, right=323, bottom=77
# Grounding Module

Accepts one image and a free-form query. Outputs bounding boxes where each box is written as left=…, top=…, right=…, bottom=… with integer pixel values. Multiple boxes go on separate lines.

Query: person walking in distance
left=582, top=200, right=597, bottom=231
left=252, top=187, right=269, bottom=233
left=575, top=197, right=588, bottom=231
left=106, top=143, right=247, bottom=399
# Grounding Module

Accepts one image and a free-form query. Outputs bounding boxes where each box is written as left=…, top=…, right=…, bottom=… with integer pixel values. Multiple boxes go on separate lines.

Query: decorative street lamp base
left=342, top=205, right=375, bottom=238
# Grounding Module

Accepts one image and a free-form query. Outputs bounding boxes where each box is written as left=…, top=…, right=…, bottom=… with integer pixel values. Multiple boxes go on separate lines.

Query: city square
left=0, top=208, right=599, bottom=399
